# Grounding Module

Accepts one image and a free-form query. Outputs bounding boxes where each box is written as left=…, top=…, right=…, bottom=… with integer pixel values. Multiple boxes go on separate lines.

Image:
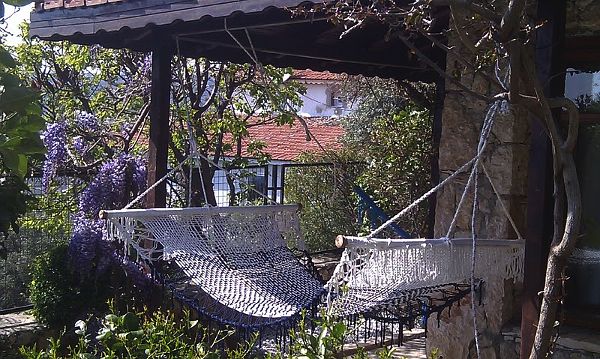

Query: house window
left=247, top=174, right=267, bottom=202
left=329, top=91, right=345, bottom=108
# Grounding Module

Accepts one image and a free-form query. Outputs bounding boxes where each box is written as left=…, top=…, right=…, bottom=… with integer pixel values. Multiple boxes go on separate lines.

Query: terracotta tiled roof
left=290, top=69, right=345, bottom=82
left=224, top=118, right=344, bottom=161
left=39, top=0, right=123, bottom=11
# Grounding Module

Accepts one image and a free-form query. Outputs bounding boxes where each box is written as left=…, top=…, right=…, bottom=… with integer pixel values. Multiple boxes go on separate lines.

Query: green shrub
left=353, top=106, right=433, bottom=237
left=22, top=304, right=437, bottom=358
left=340, top=76, right=434, bottom=238
left=284, top=152, right=363, bottom=251
left=20, top=305, right=255, bottom=359
left=267, top=312, right=401, bottom=359
left=341, top=103, right=433, bottom=238
left=29, top=242, right=78, bottom=328
left=29, top=242, right=111, bottom=329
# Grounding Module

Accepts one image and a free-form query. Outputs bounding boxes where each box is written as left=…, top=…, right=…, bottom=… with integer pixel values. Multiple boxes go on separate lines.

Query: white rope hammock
left=102, top=205, right=324, bottom=321
left=323, top=97, right=524, bottom=359
left=326, top=237, right=524, bottom=316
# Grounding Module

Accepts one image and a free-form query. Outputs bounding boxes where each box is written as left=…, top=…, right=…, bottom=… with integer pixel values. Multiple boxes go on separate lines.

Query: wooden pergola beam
left=563, top=35, right=600, bottom=71
left=147, top=44, right=173, bottom=208
left=520, top=0, right=567, bottom=357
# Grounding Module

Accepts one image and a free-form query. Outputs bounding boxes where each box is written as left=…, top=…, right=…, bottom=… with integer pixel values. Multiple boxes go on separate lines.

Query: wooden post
left=427, top=77, right=445, bottom=238
left=520, top=1, right=566, bottom=357
left=147, top=46, right=172, bottom=208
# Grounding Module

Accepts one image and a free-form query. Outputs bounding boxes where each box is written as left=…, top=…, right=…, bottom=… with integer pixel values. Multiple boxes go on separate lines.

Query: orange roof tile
left=224, top=118, right=344, bottom=161
left=290, top=69, right=345, bottom=82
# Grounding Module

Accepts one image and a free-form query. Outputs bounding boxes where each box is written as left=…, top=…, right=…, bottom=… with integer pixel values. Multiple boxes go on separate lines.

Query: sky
left=2, top=3, right=33, bottom=45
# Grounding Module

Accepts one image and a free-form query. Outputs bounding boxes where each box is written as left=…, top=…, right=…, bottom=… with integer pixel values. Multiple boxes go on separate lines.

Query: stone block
left=43, top=0, right=63, bottom=9
left=567, top=0, right=600, bottom=36
left=63, top=0, right=84, bottom=8
left=85, top=0, right=107, bottom=6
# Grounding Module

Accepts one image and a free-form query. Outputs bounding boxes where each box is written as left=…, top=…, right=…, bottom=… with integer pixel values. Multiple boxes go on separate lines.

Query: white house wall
left=297, top=81, right=356, bottom=117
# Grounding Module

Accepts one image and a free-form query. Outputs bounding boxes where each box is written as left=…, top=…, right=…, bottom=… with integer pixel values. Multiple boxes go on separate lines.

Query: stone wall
left=424, top=0, right=600, bottom=356
left=567, top=0, right=600, bottom=37
left=433, top=80, right=529, bottom=241
left=0, top=312, right=53, bottom=359
left=501, top=325, right=600, bottom=359
left=427, top=37, right=529, bottom=357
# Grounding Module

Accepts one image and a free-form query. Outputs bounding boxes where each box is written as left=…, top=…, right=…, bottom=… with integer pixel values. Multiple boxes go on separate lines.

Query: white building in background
left=211, top=70, right=353, bottom=206
left=564, top=70, right=600, bottom=100
left=290, top=70, right=354, bottom=118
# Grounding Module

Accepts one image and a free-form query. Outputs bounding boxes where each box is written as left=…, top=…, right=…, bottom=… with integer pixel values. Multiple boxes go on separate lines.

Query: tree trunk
left=226, top=173, right=237, bottom=206
left=185, top=158, right=217, bottom=207
left=528, top=98, right=581, bottom=358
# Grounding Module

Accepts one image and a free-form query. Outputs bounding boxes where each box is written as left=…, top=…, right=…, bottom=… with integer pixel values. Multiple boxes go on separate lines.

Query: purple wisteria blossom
left=141, top=55, right=152, bottom=78
left=70, top=153, right=147, bottom=275
left=75, top=111, right=101, bottom=132
left=120, top=122, right=133, bottom=137
left=72, top=136, right=87, bottom=155
left=42, top=121, right=67, bottom=191
left=69, top=215, right=103, bottom=274
left=132, top=156, right=147, bottom=194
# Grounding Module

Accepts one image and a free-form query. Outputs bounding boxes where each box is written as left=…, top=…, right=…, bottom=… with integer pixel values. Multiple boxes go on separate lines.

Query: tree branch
left=396, top=32, right=492, bottom=103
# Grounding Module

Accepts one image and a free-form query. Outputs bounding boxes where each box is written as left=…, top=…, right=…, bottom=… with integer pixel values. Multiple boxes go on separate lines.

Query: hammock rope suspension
left=325, top=96, right=523, bottom=358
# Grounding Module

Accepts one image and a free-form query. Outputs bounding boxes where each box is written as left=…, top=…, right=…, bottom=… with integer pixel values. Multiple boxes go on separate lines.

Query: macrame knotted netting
left=326, top=238, right=524, bottom=316
left=102, top=205, right=324, bottom=323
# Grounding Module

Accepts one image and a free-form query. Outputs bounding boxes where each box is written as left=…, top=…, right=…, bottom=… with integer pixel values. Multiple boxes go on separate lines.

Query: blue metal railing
left=354, top=186, right=412, bottom=238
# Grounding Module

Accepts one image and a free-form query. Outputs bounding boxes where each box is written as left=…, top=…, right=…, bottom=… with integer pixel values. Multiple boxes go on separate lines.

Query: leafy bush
left=286, top=313, right=347, bottom=358
left=29, top=242, right=111, bottom=329
left=286, top=79, right=434, bottom=246
left=1, top=177, right=79, bottom=310
left=284, top=152, right=363, bottom=251
left=22, top=304, right=439, bottom=358
left=341, top=76, right=434, bottom=237
left=267, top=312, right=402, bottom=359
left=0, top=43, right=45, bottom=260
left=20, top=305, right=255, bottom=359
left=575, top=93, right=600, bottom=113
left=352, top=106, right=433, bottom=237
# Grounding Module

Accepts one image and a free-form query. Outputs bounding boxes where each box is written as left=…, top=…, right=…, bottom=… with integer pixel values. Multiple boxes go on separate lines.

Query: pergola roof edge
left=30, top=0, right=325, bottom=39
left=29, top=0, right=447, bottom=81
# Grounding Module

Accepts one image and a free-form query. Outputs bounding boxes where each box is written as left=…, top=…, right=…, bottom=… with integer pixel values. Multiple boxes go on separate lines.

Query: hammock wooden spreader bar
left=335, top=235, right=525, bottom=249
left=100, top=204, right=299, bottom=219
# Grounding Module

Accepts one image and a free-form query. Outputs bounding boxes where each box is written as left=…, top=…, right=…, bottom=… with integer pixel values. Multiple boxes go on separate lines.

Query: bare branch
left=499, top=0, right=527, bottom=42
left=396, top=33, right=492, bottom=103
left=547, top=98, right=579, bottom=152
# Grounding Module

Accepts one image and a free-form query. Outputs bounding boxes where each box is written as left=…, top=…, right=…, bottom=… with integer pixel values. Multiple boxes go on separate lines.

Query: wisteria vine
left=70, top=154, right=147, bottom=275
left=42, top=121, right=67, bottom=191
left=42, top=116, right=147, bottom=277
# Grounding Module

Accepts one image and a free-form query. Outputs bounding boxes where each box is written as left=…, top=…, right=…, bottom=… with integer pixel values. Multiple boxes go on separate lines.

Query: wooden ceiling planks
left=29, top=0, right=446, bottom=81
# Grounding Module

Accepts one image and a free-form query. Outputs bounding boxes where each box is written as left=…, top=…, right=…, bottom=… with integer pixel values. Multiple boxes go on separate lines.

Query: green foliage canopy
left=342, top=78, right=434, bottom=237
left=0, top=28, right=45, bottom=258
left=284, top=151, right=362, bottom=251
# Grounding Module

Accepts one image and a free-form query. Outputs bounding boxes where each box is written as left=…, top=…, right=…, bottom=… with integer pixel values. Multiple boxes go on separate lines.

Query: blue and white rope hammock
left=102, top=204, right=324, bottom=329
left=97, top=96, right=523, bottom=358
left=323, top=100, right=524, bottom=357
